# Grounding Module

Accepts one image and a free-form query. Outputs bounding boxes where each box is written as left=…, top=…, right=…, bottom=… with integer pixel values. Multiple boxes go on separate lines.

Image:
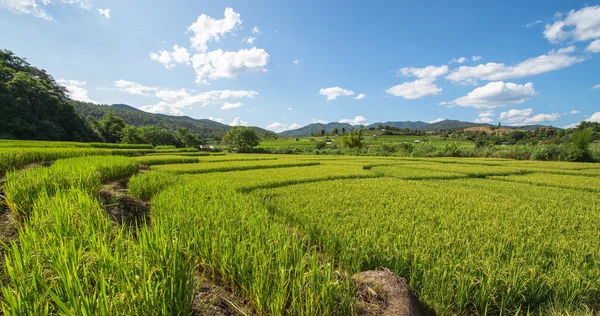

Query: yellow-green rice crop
left=152, top=160, right=319, bottom=174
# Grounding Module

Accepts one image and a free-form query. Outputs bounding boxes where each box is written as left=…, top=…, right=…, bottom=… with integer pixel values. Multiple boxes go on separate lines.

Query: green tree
left=222, top=126, right=261, bottom=152
left=176, top=127, right=203, bottom=148
left=332, top=127, right=338, bottom=135
left=341, top=127, right=346, bottom=134
left=341, top=128, right=365, bottom=149
left=120, top=125, right=143, bottom=144
left=0, top=49, right=98, bottom=141
left=571, top=128, right=594, bottom=151
left=320, top=129, right=325, bottom=136
left=98, top=112, right=127, bottom=143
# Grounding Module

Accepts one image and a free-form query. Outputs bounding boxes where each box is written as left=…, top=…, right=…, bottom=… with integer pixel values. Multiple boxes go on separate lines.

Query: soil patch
left=99, top=179, right=150, bottom=227
left=353, top=268, right=431, bottom=316
left=192, top=271, right=255, bottom=316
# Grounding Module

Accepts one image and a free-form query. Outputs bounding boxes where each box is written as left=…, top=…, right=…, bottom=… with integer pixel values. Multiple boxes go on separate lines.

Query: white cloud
left=58, top=79, right=96, bottom=103
left=288, top=107, right=293, bottom=111
left=208, top=116, right=225, bottom=123
left=311, top=119, right=327, bottom=124
left=499, top=108, right=561, bottom=126
left=472, top=56, right=482, bottom=61
left=544, top=6, right=600, bottom=43
left=139, top=102, right=186, bottom=116
left=0, top=0, right=91, bottom=20
left=293, top=60, right=299, bottom=64
left=114, top=80, right=158, bottom=96
left=593, top=84, right=600, bottom=89
left=252, top=26, right=261, bottom=34
left=445, top=47, right=584, bottom=84
left=386, top=80, right=442, bottom=99
left=563, top=123, right=579, bottom=129
left=187, top=7, right=242, bottom=52
left=319, top=87, right=354, bottom=100
left=191, top=47, right=269, bottom=84
left=526, top=20, right=543, bottom=28
left=429, top=118, right=445, bottom=123
left=150, top=45, right=190, bottom=69
left=354, top=93, right=366, bottom=100
left=445, top=81, right=535, bottom=109
left=230, top=117, right=248, bottom=126
left=220, top=101, right=243, bottom=110
left=450, top=57, right=467, bottom=64
left=97, top=8, right=110, bottom=19
left=266, top=122, right=302, bottom=133
left=399, top=65, right=449, bottom=81
left=570, top=110, right=580, bottom=114
left=587, top=39, right=600, bottom=53
left=245, top=37, right=256, bottom=45
left=474, top=111, right=495, bottom=123
left=339, top=116, right=367, bottom=125
left=584, top=112, right=600, bottom=122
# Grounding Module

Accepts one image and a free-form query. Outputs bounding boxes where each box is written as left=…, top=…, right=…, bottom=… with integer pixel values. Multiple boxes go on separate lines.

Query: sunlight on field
left=1, top=142, right=600, bottom=315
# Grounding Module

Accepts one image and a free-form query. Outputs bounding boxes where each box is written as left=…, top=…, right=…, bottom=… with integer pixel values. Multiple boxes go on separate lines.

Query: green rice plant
left=155, top=148, right=199, bottom=153
left=150, top=180, right=355, bottom=315
left=370, top=165, right=469, bottom=180
left=152, top=161, right=319, bottom=174
left=143, top=152, right=210, bottom=157
left=133, top=155, right=200, bottom=166
left=256, top=177, right=600, bottom=314
left=1, top=188, right=195, bottom=315
left=128, top=171, right=184, bottom=200
left=154, top=145, right=177, bottom=149
left=3, top=156, right=138, bottom=219
left=491, top=173, right=600, bottom=192
left=89, top=143, right=154, bottom=149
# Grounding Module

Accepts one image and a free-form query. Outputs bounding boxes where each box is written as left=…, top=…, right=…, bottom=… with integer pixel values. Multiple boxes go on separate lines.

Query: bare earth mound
left=353, top=269, right=429, bottom=316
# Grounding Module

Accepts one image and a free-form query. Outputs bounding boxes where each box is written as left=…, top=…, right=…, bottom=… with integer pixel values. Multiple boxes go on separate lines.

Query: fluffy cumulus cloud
left=0, top=0, right=91, bottom=20
left=245, top=37, right=256, bottom=45
left=114, top=80, right=259, bottom=115
left=220, top=101, right=243, bottom=110
left=114, top=80, right=159, bottom=96
left=386, top=80, right=442, bottom=99
left=319, top=87, right=354, bottom=100
left=499, top=108, right=561, bottom=126
left=399, top=65, right=449, bottom=81
left=443, top=81, right=535, bottom=109
left=266, top=122, right=302, bottom=133
left=191, top=48, right=269, bottom=84
left=587, top=39, right=600, bottom=53
left=388, top=65, right=447, bottom=99
left=450, top=57, right=467, bottom=64
left=354, top=93, right=366, bottom=100
left=311, top=119, right=328, bottom=124
left=57, top=79, right=96, bottom=103
left=474, top=111, right=495, bottom=123
left=339, top=116, right=367, bottom=125
left=429, top=118, right=445, bottom=123
left=230, top=117, right=248, bottom=126
left=584, top=112, right=600, bottom=123
left=445, top=47, right=584, bottom=84
left=252, top=26, right=261, bottom=34
left=544, top=6, right=600, bottom=44
left=97, top=8, right=110, bottom=19
left=150, top=45, right=190, bottom=69
left=187, top=7, right=242, bottom=52
left=472, top=56, right=482, bottom=61
left=208, top=116, right=225, bottom=123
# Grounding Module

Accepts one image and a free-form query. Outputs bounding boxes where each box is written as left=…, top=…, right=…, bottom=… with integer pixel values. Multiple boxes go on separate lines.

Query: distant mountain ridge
left=278, top=119, right=555, bottom=137
left=73, top=101, right=273, bottom=139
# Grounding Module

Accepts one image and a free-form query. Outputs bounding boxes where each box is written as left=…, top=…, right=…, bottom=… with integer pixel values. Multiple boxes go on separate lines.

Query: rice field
left=1, top=141, right=600, bottom=315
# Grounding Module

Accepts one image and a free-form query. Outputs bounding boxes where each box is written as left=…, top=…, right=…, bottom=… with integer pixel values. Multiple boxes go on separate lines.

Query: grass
left=2, top=140, right=600, bottom=315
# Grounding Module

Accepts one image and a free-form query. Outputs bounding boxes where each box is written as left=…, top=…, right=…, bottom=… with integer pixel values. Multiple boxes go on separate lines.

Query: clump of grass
left=129, top=171, right=182, bottom=200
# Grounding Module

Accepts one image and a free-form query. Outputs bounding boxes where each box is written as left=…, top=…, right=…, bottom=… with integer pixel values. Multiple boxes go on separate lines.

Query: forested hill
left=74, top=102, right=275, bottom=139
left=0, top=49, right=98, bottom=141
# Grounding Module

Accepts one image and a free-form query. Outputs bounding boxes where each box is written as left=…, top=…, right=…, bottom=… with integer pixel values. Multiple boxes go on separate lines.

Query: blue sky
left=1, top=0, right=599, bottom=132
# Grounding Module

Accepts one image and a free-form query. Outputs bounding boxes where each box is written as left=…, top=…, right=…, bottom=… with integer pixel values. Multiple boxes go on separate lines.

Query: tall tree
left=222, top=126, right=261, bottom=152
left=0, top=49, right=98, bottom=141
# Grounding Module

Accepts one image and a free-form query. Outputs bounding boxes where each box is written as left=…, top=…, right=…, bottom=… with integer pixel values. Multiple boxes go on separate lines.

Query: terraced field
left=1, top=143, right=600, bottom=315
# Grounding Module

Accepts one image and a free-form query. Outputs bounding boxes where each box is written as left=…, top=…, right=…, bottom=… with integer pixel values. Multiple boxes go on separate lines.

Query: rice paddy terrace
left=1, top=140, right=599, bottom=315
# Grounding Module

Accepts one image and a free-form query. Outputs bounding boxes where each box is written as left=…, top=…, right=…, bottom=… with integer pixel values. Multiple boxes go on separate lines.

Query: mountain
left=278, top=119, right=556, bottom=137
left=73, top=101, right=274, bottom=139
left=278, top=122, right=361, bottom=137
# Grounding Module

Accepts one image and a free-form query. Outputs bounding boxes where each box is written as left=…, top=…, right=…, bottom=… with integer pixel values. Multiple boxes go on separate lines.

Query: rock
left=352, top=269, right=427, bottom=316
